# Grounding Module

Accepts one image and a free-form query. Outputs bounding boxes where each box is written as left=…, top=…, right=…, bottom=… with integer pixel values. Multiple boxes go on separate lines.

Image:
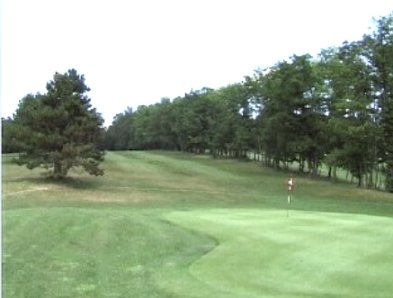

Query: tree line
left=2, top=13, right=392, bottom=191
left=103, top=14, right=393, bottom=191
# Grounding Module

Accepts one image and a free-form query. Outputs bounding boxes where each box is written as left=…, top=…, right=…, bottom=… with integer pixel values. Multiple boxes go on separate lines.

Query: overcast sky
left=1, top=0, right=392, bottom=126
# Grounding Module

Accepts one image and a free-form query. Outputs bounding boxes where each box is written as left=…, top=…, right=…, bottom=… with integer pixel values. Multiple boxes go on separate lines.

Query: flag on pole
left=288, top=177, right=294, bottom=191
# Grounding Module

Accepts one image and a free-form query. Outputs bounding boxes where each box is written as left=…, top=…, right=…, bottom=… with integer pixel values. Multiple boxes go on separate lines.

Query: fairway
left=3, top=151, right=393, bottom=298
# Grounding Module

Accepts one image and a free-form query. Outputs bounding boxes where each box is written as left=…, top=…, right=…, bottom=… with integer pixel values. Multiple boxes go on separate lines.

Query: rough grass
left=2, top=151, right=393, bottom=298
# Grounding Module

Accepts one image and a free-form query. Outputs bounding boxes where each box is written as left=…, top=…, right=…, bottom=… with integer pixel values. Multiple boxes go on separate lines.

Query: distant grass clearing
left=167, top=209, right=393, bottom=298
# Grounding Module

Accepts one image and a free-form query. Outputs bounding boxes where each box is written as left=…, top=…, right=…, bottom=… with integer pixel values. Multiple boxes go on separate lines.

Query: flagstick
left=286, top=176, right=294, bottom=217
left=287, top=194, right=291, bottom=217
left=287, top=175, right=295, bottom=217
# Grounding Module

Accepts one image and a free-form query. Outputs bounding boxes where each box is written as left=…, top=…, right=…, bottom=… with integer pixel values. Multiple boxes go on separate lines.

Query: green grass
left=2, top=151, right=393, bottom=297
left=167, top=209, right=393, bottom=298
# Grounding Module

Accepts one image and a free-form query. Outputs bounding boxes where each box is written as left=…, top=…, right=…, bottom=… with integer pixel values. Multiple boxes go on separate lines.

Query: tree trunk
left=327, top=166, right=332, bottom=179
left=53, top=160, right=63, bottom=178
left=385, top=166, right=393, bottom=193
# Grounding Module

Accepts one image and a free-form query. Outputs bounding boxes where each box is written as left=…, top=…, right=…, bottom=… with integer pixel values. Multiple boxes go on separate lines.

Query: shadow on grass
left=9, top=174, right=101, bottom=190
left=46, top=176, right=101, bottom=190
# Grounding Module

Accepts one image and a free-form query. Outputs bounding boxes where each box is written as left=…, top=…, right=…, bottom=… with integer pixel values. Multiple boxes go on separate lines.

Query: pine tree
left=14, top=69, right=105, bottom=178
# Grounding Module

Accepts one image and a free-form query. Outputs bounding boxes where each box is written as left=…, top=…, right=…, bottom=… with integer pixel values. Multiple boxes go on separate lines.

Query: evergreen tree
left=14, top=69, right=105, bottom=178
left=1, top=117, right=20, bottom=153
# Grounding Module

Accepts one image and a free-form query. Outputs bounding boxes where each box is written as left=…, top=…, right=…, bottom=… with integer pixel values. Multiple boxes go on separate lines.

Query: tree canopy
left=11, top=69, right=105, bottom=178
left=103, top=13, right=393, bottom=192
left=2, top=14, right=392, bottom=190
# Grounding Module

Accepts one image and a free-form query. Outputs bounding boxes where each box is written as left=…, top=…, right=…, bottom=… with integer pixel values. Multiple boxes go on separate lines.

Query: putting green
left=166, top=209, right=393, bottom=298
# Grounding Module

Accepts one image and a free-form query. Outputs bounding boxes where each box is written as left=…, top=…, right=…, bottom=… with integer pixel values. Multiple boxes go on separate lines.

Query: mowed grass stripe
left=3, top=151, right=393, bottom=297
left=3, top=151, right=393, bottom=214
left=95, top=151, right=281, bottom=207
left=102, top=152, right=393, bottom=216
left=107, top=151, right=243, bottom=192
left=166, top=209, right=393, bottom=298
left=3, top=207, right=217, bottom=298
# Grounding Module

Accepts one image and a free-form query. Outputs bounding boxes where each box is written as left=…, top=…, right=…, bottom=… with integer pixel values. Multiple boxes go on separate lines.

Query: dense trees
left=365, top=15, right=393, bottom=191
left=103, top=13, right=393, bottom=192
left=2, top=14, right=392, bottom=190
left=9, top=69, right=105, bottom=178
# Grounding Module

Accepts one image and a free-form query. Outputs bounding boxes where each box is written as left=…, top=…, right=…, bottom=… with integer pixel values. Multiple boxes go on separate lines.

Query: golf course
left=2, top=151, right=393, bottom=298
